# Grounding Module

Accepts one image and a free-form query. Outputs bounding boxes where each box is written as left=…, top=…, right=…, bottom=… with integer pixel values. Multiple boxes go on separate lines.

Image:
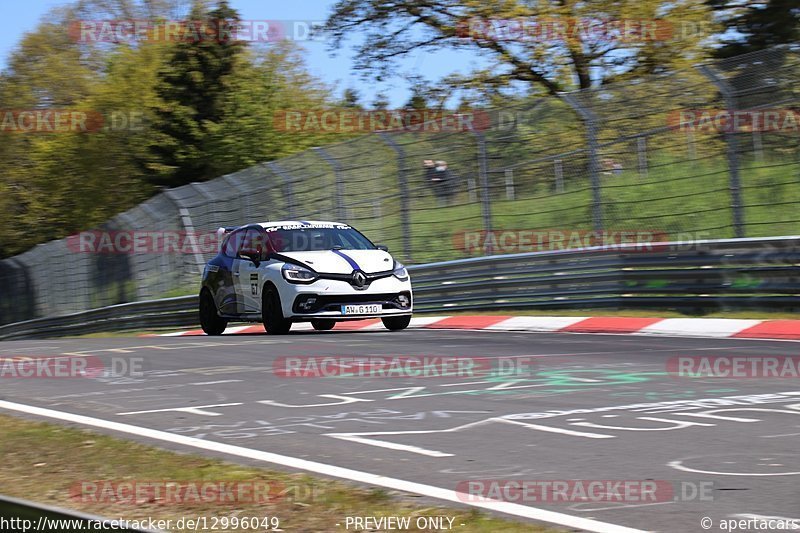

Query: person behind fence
left=424, top=159, right=453, bottom=205
left=423, top=159, right=444, bottom=204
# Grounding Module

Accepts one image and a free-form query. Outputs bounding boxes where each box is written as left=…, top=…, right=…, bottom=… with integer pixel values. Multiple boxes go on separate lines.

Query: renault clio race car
left=199, top=221, right=412, bottom=335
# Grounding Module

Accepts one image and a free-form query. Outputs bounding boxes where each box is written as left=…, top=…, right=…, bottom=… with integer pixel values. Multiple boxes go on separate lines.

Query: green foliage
left=707, top=0, right=800, bottom=58
left=324, top=0, right=717, bottom=97
left=0, top=1, right=335, bottom=258
left=146, top=1, right=247, bottom=186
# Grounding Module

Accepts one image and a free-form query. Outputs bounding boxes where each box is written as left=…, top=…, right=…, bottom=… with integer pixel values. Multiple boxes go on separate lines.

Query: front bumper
left=277, top=276, right=413, bottom=320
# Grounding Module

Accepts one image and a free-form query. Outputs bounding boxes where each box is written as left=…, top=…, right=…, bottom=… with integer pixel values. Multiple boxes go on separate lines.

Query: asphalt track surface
left=1, top=329, right=799, bottom=533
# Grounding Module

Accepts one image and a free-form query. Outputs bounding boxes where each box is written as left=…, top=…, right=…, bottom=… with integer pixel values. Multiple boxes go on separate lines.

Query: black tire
left=311, top=319, right=335, bottom=331
left=382, top=315, right=411, bottom=331
left=199, top=290, right=227, bottom=335
left=262, top=285, right=292, bottom=335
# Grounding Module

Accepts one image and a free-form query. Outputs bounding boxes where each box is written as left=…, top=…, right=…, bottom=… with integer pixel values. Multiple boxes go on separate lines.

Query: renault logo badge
left=352, top=270, right=367, bottom=288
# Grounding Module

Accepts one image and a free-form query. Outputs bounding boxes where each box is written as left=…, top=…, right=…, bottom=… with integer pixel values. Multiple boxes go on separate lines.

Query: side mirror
left=239, top=252, right=260, bottom=267
left=376, top=244, right=389, bottom=252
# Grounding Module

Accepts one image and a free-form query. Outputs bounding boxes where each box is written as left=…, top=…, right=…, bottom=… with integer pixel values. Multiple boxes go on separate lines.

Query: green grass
left=349, top=151, right=800, bottom=265
left=0, top=414, right=559, bottom=533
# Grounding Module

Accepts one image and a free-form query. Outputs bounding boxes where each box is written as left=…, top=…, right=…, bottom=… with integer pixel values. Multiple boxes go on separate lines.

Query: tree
left=324, top=0, right=716, bottom=96
left=405, top=87, right=428, bottom=110
left=147, top=0, right=246, bottom=187
left=0, top=0, right=337, bottom=257
left=707, top=0, right=800, bottom=58
left=341, top=87, right=362, bottom=108
left=204, top=42, right=334, bottom=173
left=371, top=91, right=390, bottom=109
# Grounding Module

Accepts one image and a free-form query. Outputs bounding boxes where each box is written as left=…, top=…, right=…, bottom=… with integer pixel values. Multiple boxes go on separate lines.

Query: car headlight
left=393, top=263, right=409, bottom=281
left=282, top=263, right=318, bottom=283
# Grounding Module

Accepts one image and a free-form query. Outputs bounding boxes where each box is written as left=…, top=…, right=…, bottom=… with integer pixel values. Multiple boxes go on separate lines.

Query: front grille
left=293, top=291, right=412, bottom=313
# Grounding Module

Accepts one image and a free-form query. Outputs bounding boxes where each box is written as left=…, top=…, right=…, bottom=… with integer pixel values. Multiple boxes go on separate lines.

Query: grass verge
left=0, top=414, right=559, bottom=533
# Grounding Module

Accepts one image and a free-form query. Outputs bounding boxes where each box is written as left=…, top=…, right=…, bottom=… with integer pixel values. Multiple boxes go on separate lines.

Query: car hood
left=278, top=249, right=395, bottom=274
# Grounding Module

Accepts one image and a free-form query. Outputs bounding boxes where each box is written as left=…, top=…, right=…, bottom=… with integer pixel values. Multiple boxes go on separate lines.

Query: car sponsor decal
left=264, top=223, right=351, bottom=231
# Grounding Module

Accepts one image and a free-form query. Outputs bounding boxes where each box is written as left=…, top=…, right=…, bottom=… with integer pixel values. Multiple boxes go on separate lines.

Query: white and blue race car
left=199, top=221, right=412, bottom=335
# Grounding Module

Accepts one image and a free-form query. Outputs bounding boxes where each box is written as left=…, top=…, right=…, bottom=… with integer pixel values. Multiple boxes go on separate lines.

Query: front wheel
left=382, top=315, right=411, bottom=331
left=199, top=290, right=227, bottom=335
left=311, top=320, right=335, bottom=331
left=262, top=286, right=292, bottom=335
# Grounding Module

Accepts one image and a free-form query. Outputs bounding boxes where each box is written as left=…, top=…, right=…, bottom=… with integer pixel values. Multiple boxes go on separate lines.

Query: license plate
left=341, top=304, right=381, bottom=315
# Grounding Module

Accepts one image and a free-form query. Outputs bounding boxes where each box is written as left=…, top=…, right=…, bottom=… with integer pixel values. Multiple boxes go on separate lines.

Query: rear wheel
left=199, top=290, right=227, bottom=335
left=311, top=319, right=335, bottom=331
left=262, top=286, right=292, bottom=335
left=382, top=315, right=411, bottom=331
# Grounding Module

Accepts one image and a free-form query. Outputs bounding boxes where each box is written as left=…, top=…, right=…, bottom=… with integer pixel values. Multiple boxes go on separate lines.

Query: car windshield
left=267, top=225, right=375, bottom=252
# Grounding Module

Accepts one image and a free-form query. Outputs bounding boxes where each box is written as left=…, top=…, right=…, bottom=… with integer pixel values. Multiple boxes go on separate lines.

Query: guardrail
left=1, top=236, right=799, bottom=340
left=0, top=494, right=161, bottom=532
left=410, top=235, right=800, bottom=313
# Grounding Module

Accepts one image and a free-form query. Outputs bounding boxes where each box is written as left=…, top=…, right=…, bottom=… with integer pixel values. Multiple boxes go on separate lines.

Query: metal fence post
left=561, top=93, right=603, bottom=233
left=467, top=177, right=477, bottom=203
left=312, top=147, right=346, bottom=221
left=697, top=64, right=746, bottom=239
left=222, top=173, right=248, bottom=220
left=267, top=162, right=297, bottom=219
left=637, top=137, right=648, bottom=178
left=379, top=133, right=412, bottom=261
left=752, top=129, right=764, bottom=163
left=472, top=131, right=494, bottom=254
left=162, top=190, right=207, bottom=276
left=504, top=169, right=515, bottom=200
left=554, top=159, right=564, bottom=193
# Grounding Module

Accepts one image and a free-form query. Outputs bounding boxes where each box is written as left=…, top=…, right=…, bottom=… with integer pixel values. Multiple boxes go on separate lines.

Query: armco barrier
left=1, top=236, right=799, bottom=340
left=0, top=494, right=161, bottom=532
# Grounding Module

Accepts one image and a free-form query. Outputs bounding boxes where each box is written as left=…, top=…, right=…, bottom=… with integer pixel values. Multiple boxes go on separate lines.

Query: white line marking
left=668, top=459, right=800, bottom=476
left=761, top=432, right=800, bottom=438
left=116, top=403, right=242, bottom=416
left=188, top=380, right=243, bottom=386
left=498, top=418, right=616, bottom=439
left=329, top=435, right=454, bottom=458
left=0, top=400, right=645, bottom=533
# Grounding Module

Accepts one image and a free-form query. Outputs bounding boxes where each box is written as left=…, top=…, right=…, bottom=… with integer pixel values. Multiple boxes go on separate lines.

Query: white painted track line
left=0, top=400, right=647, bottom=533
left=636, top=318, right=761, bottom=338
left=486, top=316, right=589, bottom=331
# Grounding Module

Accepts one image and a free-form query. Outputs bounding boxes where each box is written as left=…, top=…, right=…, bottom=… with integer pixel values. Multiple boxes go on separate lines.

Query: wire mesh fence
left=1, top=46, right=798, bottom=325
